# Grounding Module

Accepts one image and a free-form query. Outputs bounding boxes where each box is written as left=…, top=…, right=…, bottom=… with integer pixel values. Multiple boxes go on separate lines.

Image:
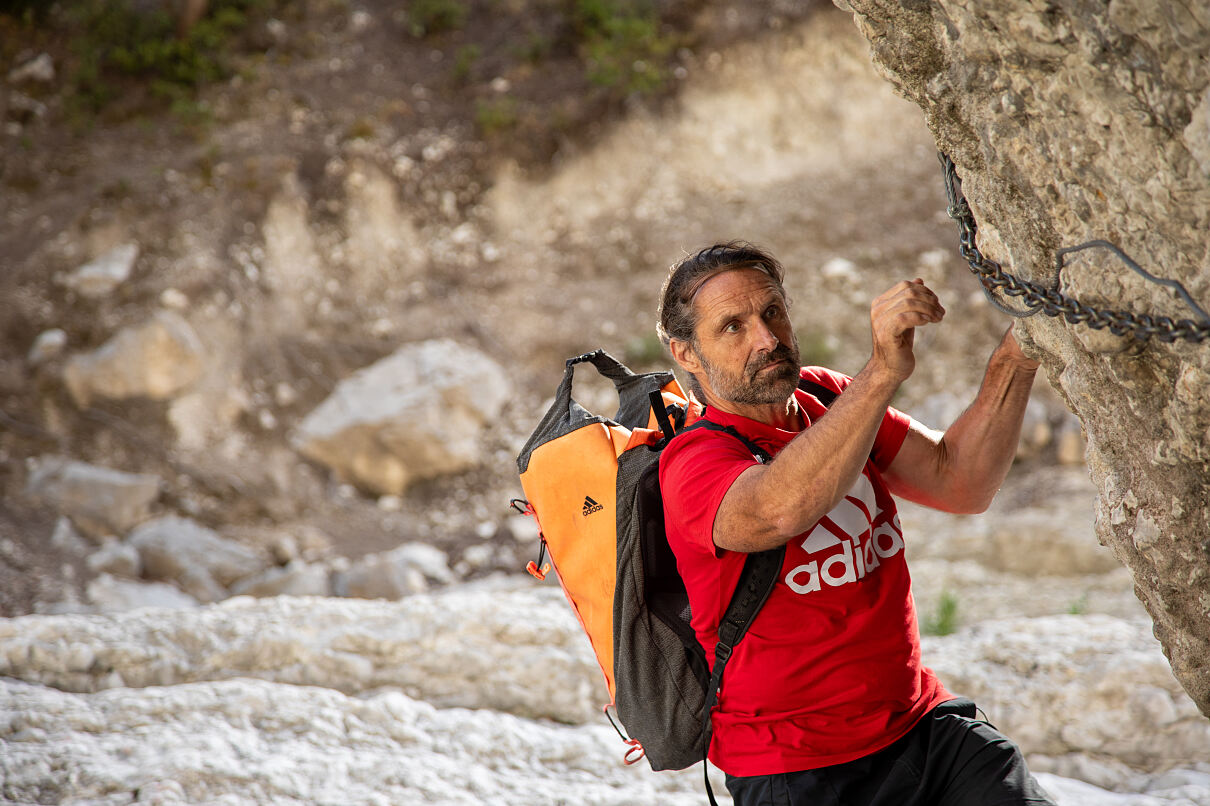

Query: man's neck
left=703, top=391, right=803, bottom=431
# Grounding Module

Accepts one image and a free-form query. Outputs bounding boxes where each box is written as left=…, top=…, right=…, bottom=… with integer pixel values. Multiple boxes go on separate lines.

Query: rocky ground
left=1, top=2, right=1207, bottom=804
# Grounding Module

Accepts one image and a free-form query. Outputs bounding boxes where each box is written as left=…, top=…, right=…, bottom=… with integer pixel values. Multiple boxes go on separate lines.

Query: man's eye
left=765, top=305, right=782, bottom=319
left=724, top=322, right=740, bottom=334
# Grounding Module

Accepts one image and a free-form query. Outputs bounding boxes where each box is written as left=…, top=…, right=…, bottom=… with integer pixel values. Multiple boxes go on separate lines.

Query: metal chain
left=939, top=153, right=1210, bottom=343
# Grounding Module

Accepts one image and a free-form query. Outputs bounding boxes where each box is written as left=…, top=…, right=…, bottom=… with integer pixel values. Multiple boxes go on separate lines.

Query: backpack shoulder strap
left=797, top=376, right=838, bottom=408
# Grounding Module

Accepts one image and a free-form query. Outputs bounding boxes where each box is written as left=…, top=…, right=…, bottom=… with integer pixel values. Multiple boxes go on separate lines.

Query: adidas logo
left=783, top=474, right=904, bottom=596
left=582, top=496, right=604, bottom=516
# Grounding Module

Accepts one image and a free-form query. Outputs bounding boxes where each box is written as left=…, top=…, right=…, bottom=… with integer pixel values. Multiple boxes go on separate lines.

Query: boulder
left=335, top=543, right=454, bottom=600
left=27, top=328, right=67, bottom=365
left=291, top=339, right=510, bottom=495
left=85, top=541, right=141, bottom=578
left=128, top=517, right=266, bottom=594
left=6, top=52, right=54, bottom=84
left=85, top=574, right=199, bottom=614
left=229, top=560, right=332, bottom=598
left=62, top=310, right=204, bottom=407
left=26, top=456, right=160, bottom=538
left=924, top=616, right=1210, bottom=773
left=58, top=243, right=138, bottom=299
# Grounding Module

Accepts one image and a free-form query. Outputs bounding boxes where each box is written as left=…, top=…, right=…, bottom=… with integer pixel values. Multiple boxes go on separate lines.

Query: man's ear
left=669, top=338, right=702, bottom=375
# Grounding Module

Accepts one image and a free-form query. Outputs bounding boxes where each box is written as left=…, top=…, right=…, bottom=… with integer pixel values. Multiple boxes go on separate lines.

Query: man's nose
left=752, top=319, right=779, bottom=352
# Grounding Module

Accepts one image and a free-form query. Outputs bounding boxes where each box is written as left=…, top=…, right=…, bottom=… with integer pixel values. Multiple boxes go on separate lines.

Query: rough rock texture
left=291, top=339, right=511, bottom=495
left=62, top=310, right=205, bottom=407
left=128, top=516, right=266, bottom=600
left=25, top=456, right=160, bottom=538
left=924, top=615, right=1210, bottom=776
left=838, top=0, right=1210, bottom=717
left=0, top=585, right=601, bottom=724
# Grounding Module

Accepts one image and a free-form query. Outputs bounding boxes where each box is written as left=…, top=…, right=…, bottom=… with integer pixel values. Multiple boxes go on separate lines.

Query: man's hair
left=656, top=241, right=787, bottom=347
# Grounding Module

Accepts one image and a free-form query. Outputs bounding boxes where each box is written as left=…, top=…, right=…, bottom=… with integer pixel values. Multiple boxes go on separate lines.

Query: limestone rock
left=0, top=583, right=599, bottom=722
left=924, top=616, right=1210, bottom=772
left=335, top=542, right=454, bottom=599
left=229, top=560, right=332, bottom=598
left=59, top=243, right=138, bottom=299
left=85, top=574, right=199, bottom=614
left=85, top=540, right=141, bottom=578
left=62, top=310, right=204, bottom=407
left=7, top=52, right=54, bottom=84
left=837, top=0, right=1210, bottom=715
left=27, top=328, right=67, bottom=365
left=0, top=677, right=718, bottom=806
left=291, top=339, right=511, bottom=495
left=26, top=456, right=160, bottom=538
left=128, top=516, right=265, bottom=593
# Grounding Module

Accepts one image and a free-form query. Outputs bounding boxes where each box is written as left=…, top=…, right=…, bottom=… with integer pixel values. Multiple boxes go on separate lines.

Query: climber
left=657, top=241, right=1057, bottom=805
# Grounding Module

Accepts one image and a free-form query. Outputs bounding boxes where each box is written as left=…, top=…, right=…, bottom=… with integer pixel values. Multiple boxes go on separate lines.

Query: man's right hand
left=869, top=279, right=945, bottom=383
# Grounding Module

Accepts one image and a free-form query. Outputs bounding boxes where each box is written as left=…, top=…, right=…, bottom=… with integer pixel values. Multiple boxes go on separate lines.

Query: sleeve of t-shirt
left=800, top=366, right=911, bottom=472
left=659, top=429, right=757, bottom=558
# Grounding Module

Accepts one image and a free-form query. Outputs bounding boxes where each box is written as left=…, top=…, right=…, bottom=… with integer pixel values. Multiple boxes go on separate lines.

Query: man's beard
left=698, top=340, right=801, bottom=406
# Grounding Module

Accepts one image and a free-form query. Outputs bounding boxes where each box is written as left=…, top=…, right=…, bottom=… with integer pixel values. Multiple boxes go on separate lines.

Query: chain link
left=939, top=153, right=1210, bottom=344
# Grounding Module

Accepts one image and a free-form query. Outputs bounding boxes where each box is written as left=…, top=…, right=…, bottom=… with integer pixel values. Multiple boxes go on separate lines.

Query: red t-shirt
left=659, top=367, right=951, bottom=776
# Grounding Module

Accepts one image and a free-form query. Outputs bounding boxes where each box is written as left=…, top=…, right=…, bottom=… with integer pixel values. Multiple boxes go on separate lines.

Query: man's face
left=683, top=268, right=800, bottom=406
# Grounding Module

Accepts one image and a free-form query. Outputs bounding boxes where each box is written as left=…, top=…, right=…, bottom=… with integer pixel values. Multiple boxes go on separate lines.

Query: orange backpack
left=513, top=350, right=785, bottom=781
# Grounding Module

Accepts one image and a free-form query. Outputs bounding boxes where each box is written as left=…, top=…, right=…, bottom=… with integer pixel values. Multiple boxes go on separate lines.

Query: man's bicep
left=882, top=417, right=949, bottom=508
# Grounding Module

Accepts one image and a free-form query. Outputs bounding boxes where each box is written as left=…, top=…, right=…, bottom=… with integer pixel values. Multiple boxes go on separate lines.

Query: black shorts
left=724, top=698, right=1057, bottom=806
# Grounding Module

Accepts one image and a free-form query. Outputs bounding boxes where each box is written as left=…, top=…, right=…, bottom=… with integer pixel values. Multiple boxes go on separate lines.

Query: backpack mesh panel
left=613, top=446, right=709, bottom=771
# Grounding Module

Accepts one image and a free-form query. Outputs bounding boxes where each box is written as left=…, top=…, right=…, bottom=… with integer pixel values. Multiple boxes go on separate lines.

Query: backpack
left=513, top=350, right=839, bottom=792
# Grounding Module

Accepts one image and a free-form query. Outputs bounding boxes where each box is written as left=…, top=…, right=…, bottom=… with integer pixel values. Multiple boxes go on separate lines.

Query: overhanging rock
left=834, top=0, right=1210, bottom=715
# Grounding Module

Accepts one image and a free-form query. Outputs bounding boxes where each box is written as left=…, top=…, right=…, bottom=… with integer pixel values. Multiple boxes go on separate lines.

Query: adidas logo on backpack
left=513, top=350, right=833, bottom=798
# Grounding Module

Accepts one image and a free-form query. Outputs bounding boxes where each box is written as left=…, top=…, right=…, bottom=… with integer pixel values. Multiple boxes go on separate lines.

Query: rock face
left=292, top=339, right=511, bottom=495
left=837, top=0, right=1210, bottom=717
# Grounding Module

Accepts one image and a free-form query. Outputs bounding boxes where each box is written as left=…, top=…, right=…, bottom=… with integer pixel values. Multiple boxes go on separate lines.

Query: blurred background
left=1, top=2, right=1206, bottom=804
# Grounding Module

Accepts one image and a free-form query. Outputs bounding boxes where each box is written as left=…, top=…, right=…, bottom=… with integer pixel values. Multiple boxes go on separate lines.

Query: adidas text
left=582, top=496, right=604, bottom=516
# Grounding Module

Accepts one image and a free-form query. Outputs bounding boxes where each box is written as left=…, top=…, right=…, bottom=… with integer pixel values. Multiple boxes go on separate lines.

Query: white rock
left=62, top=311, right=204, bottom=407
left=129, top=516, right=266, bottom=589
left=26, top=456, right=160, bottom=538
left=291, top=339, right=511, bottom=494
left=85, top=574, right=199, bottom=613
left=7, top=52, right=54, bottom=83
left=59, top=243, right=138, bottom=299
left=49, top=517, right=90, bottom=554
left=86, top=541, right=141, bottom=578
left=924, top=615, right=1210, bottom=771
left=0, top=584, right=599, bottom=723
left=28, top=328, right=67, bottom=364
left=229, top=560, right=331, bottom=598
left=0, top=677, right=721, bottom=806
left=336, top=543, right=453, bottom=600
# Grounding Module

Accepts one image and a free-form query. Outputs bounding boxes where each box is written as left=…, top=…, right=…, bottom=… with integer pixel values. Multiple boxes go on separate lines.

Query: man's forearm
left=715, top=363, right=901, bottom=551
left=933, top=328, right=1039, bottom=511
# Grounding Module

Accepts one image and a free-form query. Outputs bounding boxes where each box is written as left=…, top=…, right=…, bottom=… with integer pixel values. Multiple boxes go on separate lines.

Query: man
left=657, top=242, right=1056, bottom=806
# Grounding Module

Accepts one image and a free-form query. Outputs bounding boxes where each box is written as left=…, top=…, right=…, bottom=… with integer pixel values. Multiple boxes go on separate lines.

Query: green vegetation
left=452, top=44, right=481, bottom=83
left=406, top=0, right=468, bottom=37
left=1067, top=594, right=1089, bottom=615
left=474, top=97, right=519, bottom=136
left=570, top=0, right=678, bottom=95
left=921, top=590, right=960, bottom=636
left=53, top=0, right=278, bottom=120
